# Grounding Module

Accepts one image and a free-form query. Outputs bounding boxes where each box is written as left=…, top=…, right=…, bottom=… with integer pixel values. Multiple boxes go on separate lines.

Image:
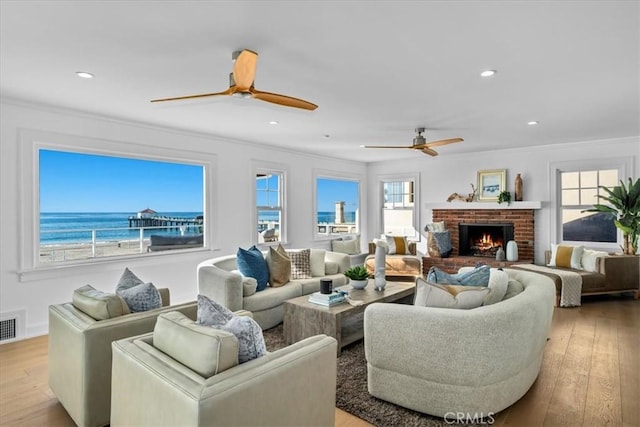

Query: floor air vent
left=0, top=318, right=17, bottom=341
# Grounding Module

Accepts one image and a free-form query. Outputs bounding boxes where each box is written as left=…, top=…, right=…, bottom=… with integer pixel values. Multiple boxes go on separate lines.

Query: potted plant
left=584, top=177, right=640, bottom=255
left=344, top=265, right=370, bottom=289
left=497, top=191, right=512, bottom=205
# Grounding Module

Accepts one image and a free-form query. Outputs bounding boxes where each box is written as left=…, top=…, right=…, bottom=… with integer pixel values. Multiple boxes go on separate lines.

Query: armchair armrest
left=197, top=257, right=244, bottom=312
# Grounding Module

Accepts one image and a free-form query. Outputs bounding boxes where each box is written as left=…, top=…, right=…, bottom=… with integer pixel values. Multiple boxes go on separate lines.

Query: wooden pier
left=128, top=215, right=203, bottom=231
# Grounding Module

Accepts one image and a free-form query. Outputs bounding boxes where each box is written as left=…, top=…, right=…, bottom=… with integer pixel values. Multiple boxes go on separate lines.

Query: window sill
left=17, top=247, right=216, bottom=282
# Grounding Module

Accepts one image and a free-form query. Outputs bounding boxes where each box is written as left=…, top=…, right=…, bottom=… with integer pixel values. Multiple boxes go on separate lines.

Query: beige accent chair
left=364, top=269, right=555, bottom=417
left=364, top=241, right=422, bottom=280
left=48, top=289, right=198, bottom=427
left=110, top=313, right=337, bottom=426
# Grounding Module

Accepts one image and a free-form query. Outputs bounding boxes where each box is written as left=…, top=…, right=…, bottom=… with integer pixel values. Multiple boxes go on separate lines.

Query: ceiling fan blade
left=233, top=49, right=258, bottom=91
left=361, top=145, right=414, bottom=149
left=251, top=89, right=318, bottom=110
left=422, top=147, right=438, bottom=156
left=150, top=87, right=233, bottom=103
left=425, top=138, right=464, bottom=148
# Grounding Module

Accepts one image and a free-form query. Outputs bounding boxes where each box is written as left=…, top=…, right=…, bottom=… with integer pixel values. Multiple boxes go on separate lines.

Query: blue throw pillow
left=237, top=246, right=269, bottom=291
left=426, top=265, right=490, bottom=287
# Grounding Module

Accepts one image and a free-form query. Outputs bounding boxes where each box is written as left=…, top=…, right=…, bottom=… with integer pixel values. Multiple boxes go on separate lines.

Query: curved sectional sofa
left=364, top=268, right=556, bottom=417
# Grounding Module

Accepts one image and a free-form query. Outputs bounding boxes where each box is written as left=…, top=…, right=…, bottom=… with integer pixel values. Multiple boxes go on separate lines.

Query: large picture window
left=559, top=169, right=618, bottom=243
left=381, top=176, right=418, bottom=238
left=38, top=150, right=205, bottom=264
left=315, top=176, right=360, bottom=236
left=256, top=171, right=284, bottom=244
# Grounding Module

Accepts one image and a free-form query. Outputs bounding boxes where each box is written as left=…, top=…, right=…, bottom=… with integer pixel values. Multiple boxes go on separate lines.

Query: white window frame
left=252, top=161, right=287, bottom=246
left=312, top=169, right=363, bottom=240
left=549, top=157, right=633, bottom=252
left=378, top=173, right=420, bottom=240
left=18, top=129, right=215, bottom=278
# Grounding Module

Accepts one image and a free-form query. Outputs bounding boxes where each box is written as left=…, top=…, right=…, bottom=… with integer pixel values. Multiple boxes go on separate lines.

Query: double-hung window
left=381, top=174, right=419, bottom=239
left=255, top=170, right=284, bottom=244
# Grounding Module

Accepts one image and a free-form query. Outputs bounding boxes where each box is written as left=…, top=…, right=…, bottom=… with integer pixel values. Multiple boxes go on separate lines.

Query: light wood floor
left=0, top=295, right=637, bottom=427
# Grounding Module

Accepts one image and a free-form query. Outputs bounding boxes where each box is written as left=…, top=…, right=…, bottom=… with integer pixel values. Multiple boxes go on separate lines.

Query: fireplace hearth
left=459, top=223, right=514, bottom=257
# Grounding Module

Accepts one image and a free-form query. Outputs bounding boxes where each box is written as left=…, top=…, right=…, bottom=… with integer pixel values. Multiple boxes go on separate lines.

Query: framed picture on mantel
left=477, top=169, right=506, bottom=201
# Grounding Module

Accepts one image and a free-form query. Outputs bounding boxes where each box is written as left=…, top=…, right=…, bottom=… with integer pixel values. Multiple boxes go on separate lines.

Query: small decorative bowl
left=349, top=279, right=368, bottom=289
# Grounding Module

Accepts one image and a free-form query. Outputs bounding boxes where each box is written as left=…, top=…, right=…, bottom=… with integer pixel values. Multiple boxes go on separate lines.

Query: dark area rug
left=263, top=325, right=454, bottom=427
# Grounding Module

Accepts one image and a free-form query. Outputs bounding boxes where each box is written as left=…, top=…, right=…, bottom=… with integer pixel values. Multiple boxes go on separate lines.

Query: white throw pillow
left=309, top=249, right=326, bottom=277
left=483, top=268, right=509, bottom=305
left=340, top=234, right=362, bottom=254
left=331, top=239, right=359, bottom=255
left=581, top=249, right=609, bottom=272
left=414, top=278, right=489, bottom=309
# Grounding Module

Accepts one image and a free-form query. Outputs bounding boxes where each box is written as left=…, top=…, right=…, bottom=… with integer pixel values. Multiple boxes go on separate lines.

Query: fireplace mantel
left=425, top=201, right=542, bottom=210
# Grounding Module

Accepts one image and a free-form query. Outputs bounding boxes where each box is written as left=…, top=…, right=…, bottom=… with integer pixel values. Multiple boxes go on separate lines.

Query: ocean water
left=40, top=212, right=203, bottom=246
left=41, top=210, right=357, bottom=245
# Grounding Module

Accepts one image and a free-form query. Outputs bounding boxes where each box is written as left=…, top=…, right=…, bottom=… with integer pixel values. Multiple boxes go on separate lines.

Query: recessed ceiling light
left=323, top=134, right=330, bottom=138
left=269, top=121, right=279, bottom=125
left=76, top=71, right=94, bottom=79
left=480, top=70, right=496, bottom=77
left=527, top=121, right=539, bottom=126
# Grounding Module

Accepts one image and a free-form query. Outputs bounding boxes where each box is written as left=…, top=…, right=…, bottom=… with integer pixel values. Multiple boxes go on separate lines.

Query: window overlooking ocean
left=256, top=171, right=283, bottom=244
left=381, top=177, right=418, bottom=239
left=315, top=177, right=359, bottom=236
left=39, top=150, right=205, bottom=264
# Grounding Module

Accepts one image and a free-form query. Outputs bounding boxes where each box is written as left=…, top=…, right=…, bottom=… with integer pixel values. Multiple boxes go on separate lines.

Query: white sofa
left=364, top=268, right=556, bottom=417
left=198, top=249, right=350, bottom=330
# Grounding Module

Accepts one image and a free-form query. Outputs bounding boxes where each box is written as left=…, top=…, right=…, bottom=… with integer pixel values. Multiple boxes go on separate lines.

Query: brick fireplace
left=423, top=208, right=535, bottom=274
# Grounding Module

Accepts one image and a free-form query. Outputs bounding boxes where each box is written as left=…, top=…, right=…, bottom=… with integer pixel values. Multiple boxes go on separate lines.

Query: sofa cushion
left=237, top=246, right=269, bottom=291
left=385, top=235, right=409, bottom=255
left=197, top=294, right=266, bottom=363
left=153, top=311, right=238, bottom=377
left=414, top=278, right=489, bottom=309
left=72, top=285, right=130, bottom=320
left=331, top=239, right=359, bottom=255
left=325, top=261, right=340, bottom=275
left=243, top=283, right=303, bottom=312
left=483, top=268, right=509, bottom=305
left=581, top=249, right=609, bottom=273
left=266, top=244, right=291, bottom=287
left=309, top=249, right=326, bottom=277
left=425, top=221, right=446, bottom=232
left=288, top=249, right=312, bottom=279
left=503, top=278, right=525, bottom=300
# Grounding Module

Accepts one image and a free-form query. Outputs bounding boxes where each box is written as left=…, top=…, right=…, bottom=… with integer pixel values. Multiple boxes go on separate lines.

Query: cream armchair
left=48, top=291, right=197, bottom=427
left=110, top=313, right=338, bottom=427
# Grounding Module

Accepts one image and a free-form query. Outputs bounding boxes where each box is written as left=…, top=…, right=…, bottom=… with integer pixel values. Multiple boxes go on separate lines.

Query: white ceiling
left=1, top=1, right=638, bottom=162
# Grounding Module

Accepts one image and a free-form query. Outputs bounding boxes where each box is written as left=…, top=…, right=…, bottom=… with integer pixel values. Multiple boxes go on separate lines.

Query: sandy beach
left=39, top=239, right=151, bottom=264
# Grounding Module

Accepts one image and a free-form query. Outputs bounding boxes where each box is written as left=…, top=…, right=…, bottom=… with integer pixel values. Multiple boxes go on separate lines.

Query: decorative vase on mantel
left=506, top=240, right=519, bottom=262
left=515, top=174, right=523, bottom=202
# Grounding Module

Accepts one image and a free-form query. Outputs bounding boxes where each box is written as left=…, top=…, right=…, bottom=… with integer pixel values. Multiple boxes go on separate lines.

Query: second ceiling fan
left=362, top=128, right=463, bottom=156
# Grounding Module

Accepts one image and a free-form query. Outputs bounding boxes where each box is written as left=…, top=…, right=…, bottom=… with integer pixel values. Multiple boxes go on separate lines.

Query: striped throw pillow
left=385, top=235, right=409, bottom=255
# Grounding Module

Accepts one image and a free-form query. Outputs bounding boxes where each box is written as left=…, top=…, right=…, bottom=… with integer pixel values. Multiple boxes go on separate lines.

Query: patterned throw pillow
left=385, top=235, right=409, bottom=255
left=266, top=244, right=291, bottom=287
left=197, top=294, right=266, bottom=364
left=426, top=265, right=491, bottom=287
left=288, top=249, right=312, bottom=279
left=413, top=278, right=489, bottom=309
left=115, top=268, right=162, bottom=312
left=237, top=246, right=269, bottom=291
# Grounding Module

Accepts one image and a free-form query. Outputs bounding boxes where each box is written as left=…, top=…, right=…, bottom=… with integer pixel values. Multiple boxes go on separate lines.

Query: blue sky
left=316, top=178, right=359, bottom=212
left=39, top=150, right=204, bottom=212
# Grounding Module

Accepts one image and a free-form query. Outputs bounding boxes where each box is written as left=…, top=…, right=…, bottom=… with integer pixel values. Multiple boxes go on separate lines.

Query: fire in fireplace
left=458, top=223, right=515, bottom=257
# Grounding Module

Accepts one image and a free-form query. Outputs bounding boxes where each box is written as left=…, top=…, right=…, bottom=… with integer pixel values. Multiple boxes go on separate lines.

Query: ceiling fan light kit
left=362, top=127, right=463, bottom=157
left=151, top=49, right=317, bottom=110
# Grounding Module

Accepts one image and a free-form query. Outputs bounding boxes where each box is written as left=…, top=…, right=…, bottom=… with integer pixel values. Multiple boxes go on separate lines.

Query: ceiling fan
left=150, top=49, right=317, bottom=110
left=361, top=128, right=463, bottom=156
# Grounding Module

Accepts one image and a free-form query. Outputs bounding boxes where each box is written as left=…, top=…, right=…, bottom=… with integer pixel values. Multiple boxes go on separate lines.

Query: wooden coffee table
left=283, top=280, right=415, bottom=355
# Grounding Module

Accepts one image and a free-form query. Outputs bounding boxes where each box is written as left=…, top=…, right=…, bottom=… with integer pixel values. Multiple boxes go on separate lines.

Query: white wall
left=366, top=136, right=640, bottom=262
left=0, top=100, right=367, bottom=340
